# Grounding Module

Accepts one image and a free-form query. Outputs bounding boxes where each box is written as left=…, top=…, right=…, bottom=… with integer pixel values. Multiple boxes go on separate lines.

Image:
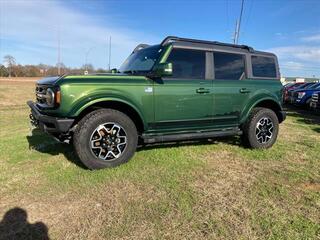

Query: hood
left=37, top=76, right=62, bottom=85
left=296, top=88, right=320, bottom=93
left=58, top=73, right=148, bottom=85
left=37, top=73, right=149, bottom=86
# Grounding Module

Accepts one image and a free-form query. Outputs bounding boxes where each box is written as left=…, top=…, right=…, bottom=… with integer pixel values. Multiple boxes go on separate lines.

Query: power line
left=226, top=0, right=230, bottom=34
left=243, top=0, right=253, bottom=34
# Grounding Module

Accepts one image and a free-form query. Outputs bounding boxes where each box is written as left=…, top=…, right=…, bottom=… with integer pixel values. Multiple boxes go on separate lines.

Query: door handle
left=196, top=88, right=210, bottom=94
left=239, top=88, right=251, bottom=93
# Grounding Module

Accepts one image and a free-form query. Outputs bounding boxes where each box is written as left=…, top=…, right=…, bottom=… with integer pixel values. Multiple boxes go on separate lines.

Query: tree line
left=1, top=55, right=108, bottom=77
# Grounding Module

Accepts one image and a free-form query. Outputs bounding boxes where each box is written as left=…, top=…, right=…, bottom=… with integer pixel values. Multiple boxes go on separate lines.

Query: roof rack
left=160, top=36, right=254, bottom=52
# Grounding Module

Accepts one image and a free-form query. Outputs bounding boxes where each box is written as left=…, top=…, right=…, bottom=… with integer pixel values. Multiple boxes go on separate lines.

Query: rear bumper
left=27, top=101, right=74, bottom=133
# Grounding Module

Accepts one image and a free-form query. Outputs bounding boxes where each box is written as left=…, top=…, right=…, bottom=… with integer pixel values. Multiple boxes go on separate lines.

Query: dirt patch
left=301, top=182, right=320, bottom=191
left=0, top=77, right=40, bottom=83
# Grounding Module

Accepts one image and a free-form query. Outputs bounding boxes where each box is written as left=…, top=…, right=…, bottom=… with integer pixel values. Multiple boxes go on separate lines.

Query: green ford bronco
left=28, top=36, right=286, bottom=169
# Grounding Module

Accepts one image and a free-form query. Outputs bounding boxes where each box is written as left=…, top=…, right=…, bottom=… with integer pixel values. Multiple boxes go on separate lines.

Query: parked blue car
left=287, top=82, right=316, bottom=103
left=291, top=83, right=320, bottom=107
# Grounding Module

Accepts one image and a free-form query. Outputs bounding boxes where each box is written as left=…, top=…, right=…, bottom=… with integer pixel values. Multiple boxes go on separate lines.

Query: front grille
left=35, top=85, right=48, bottom=104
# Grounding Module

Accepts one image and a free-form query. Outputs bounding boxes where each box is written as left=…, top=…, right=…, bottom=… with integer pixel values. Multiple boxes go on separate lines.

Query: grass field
left=0, top=80, right=319, bottom=239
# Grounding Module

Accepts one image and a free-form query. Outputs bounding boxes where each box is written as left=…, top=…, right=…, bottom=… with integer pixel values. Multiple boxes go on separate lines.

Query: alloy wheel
left=90, top=122, right=127, bottom=161
left=255, top=117, right=274, bottom=144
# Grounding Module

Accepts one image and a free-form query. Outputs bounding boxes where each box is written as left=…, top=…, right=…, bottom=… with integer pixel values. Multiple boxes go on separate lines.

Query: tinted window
left=166, top=48, right=205, bottom=79
left=251, top=56, right=277, bottom=78
left=214, top=52, right=246, bottom=80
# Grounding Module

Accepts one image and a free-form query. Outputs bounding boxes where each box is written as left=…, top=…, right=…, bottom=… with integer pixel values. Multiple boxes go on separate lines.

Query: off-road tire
left=242, top=107, right=279, bottom=149
left=73, top=109, right=138, bottom=169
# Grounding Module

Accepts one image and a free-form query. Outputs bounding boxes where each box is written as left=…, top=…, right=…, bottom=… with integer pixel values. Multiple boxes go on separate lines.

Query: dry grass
left=0, top=77, right=40, bottom=82
left=0, top=81, right=319, bottom=239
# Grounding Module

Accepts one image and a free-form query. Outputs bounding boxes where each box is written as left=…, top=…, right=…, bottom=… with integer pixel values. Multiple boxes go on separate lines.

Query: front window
left=166, top=48, right=205, bottom=79
left=119, top=45, right=163, bottom=74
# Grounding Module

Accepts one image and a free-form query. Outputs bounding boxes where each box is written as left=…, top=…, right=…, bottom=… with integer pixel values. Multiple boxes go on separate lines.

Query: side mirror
left=152, top=62, right=173, bottom=78
left=111, top=68, right=118, bottom=74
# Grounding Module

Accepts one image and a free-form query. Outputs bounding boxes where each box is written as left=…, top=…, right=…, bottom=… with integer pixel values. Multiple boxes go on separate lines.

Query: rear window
left=251, top=56, right=277, bottom=78
left=214, top=52, right=246, bottom=80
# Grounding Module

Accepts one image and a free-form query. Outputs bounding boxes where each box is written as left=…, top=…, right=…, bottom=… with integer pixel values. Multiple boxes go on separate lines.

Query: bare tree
left=3, top=55, right=16, bottom=77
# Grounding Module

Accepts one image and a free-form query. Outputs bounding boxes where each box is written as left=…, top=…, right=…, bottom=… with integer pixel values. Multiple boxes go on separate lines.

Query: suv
left=283, top=82, right=306, bottom=103
left=287, top=82, right=316, bottom=103
left=28, top=36, right=286, bottom=169
left=291, top=83, right=320, bottom=107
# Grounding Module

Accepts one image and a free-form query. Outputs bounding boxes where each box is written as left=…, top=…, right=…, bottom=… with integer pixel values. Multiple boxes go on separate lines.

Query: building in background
left=281, top=77, right=320, bottom=85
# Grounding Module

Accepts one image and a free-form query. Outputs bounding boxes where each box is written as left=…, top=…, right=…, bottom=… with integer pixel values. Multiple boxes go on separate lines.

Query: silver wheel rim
left=255, top=117, right=274, bottom=144
left=90, top=122, right=127, bottom=161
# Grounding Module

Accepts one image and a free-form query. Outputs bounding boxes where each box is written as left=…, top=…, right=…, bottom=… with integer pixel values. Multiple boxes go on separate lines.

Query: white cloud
left=283, top=61, right=305, bottom=69
left=268, top=46, right=320, bottom=63
left=301, top=34, right=320, bottom=42
left=0, top=0, right=159, bottom=68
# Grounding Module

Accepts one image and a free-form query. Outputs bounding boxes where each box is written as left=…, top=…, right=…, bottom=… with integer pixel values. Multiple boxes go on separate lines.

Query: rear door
left=211, top=51, right=250, bottom=127
left=153, top=48, right=213, bottom=131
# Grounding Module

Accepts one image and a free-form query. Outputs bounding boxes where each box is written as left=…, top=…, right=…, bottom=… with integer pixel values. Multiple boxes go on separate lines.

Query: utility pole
left=57, top=24, right=61, bottom=75
left=85, top=47, right=95, bottom=72
left=108, top=36, right=111, bottom=70
left=233, top=0, right=245, bottom=44
left=233, top=20, right=239, bottom=44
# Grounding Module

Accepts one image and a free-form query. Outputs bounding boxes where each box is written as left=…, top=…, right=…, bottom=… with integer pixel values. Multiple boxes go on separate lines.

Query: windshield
left=296, top=83, right=309, bottom=89
left=314, top=83, right=320, bottom=89
left=119, top=45, right=163, bottom=74
left=305, top=83, right=317, bottom=89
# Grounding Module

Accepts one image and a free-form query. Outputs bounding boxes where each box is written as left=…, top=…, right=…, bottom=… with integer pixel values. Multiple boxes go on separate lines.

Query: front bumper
left=27, top=101, right=74, bottom=133
left=279, top=110, right=286, bottom=123
left=310, top=102, right=317, bottom=109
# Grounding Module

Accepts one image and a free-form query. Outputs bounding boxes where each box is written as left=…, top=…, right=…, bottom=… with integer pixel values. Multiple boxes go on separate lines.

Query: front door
left=154, top=48, right=213, bottom=131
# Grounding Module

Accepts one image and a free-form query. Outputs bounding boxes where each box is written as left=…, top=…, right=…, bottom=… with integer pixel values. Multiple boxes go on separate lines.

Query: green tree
left=0, top=64, right=8, bottom=77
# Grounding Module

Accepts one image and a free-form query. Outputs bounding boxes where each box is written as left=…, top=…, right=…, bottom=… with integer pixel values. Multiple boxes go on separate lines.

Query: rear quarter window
left=251, top=55, right=277, bottom=78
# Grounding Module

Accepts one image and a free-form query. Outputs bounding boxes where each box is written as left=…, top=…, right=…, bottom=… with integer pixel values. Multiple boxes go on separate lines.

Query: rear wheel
left=242, top=107, right=279, bottom=149
left=73, top=109, right=138, bottom=169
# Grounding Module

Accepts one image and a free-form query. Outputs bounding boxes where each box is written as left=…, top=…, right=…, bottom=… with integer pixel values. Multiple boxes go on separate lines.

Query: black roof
left=161, top=36, right=255, bottom=52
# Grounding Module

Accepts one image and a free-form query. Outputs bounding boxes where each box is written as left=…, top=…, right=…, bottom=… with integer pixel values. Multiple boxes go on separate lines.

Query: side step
left=142, top=128, right=242, bottom=144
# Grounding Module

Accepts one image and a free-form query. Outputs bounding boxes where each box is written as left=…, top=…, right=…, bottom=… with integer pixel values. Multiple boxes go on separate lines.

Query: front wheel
left=73, top=109, right=138, bottom=169
left=242, top=107, right=279, bottom=149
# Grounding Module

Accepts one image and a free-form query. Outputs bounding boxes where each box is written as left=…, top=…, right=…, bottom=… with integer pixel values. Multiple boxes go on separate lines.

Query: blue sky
left=0, top=0, right=319, bottom=77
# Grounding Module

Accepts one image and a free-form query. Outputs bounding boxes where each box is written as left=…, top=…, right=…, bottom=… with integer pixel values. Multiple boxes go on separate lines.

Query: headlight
left=45, top=88, right=55, bottom=107
left=298, top=92, right=306, bottom=99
